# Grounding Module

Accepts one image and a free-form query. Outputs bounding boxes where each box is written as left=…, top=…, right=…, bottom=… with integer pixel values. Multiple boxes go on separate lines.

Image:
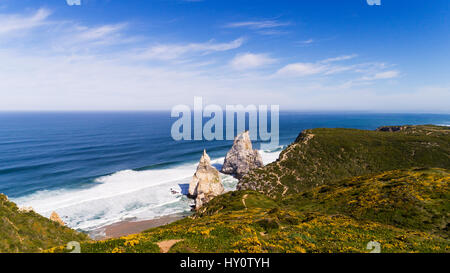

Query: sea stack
left=189, top=150, right=224, bottom=209
left=50, top=211, right=65, bottom=226
left=221, top=131, right=264, bottom=179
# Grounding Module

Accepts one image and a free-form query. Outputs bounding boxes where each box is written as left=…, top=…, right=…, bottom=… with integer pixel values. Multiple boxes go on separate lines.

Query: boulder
left=221, top=131, right=264, bottom=179
left=189, top=150, right=224, bottom=209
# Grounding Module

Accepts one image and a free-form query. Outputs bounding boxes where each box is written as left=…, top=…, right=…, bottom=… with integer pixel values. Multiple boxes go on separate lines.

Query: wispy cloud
left=0, top=8, right=51, bottom=34
left=0, top=8, right=421, bottom=111
left=0, top=8, right=134, bottom=53
left=74, top=24, right=127, bottom=42
left=364, top=70, right=400, bottom=80
left=225, top=20, right=291, bottom=29
left=298, top=38, right=314, bottom=45
left=225, top=20, right=291, bottom=36
left=230, top=53, right=277, bottom=70
left=276, top=55, right=358, bottom=77
left=55, top=23, right=132, bottom=51
left=275, top=55, right=399, bottom=82
left=321, top=54, right=358, bottom=63
left=276, top=63, right=328, bottom=76
left=137, top=38, right=244, bottom=61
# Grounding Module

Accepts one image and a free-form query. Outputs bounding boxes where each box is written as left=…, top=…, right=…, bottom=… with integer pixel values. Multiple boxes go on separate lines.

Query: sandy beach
left=90, top=213, right=188, bottom=240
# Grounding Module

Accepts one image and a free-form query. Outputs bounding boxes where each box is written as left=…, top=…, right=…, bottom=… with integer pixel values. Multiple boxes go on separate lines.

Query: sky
left=0, top=0, right=448, bottom=112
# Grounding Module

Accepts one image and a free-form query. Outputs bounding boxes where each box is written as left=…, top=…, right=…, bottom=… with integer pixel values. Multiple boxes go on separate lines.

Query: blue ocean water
left=0, top=112, right=448, bottom=231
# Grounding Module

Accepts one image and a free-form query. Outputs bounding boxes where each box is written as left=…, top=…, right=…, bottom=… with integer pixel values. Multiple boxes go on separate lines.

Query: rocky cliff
left=238, top=125, right=450, bottom=198
left=189, top=150, right=224, bottom=209
left=221, top=131, right=264, bottom=179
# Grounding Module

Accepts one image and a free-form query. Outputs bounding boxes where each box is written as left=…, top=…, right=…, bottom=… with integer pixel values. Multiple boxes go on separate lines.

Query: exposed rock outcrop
left=376, top=126, right=411, bottom=132
left=221, top=131, right=264, bottom=179
left=50, top=211, right=65, bottom=226
left=18, top=206, right=34, bottom=213
left=189, top=150, right=224, bottom=209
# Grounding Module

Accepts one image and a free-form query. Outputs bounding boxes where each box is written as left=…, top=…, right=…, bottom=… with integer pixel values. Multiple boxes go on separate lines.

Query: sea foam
left=12, top=148, right=283, bottom=231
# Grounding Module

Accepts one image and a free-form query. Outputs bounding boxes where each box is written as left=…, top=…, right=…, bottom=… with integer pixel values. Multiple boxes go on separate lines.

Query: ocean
left=0, top=112, right=448, bottom=232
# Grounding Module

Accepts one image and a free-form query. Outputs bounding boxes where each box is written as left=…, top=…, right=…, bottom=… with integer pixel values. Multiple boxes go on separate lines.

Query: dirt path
left=157, top=239, right=184, bottom=253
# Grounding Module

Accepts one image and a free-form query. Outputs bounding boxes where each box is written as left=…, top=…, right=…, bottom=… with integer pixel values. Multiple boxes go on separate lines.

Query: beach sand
left=90, top=213, right=188, bottom=240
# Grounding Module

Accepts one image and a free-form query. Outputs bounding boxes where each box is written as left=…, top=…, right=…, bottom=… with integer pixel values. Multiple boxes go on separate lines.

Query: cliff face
left=189, top=150, right=224, bottom=209
left=238, top=125, right=450, bottom=198
left=221, top=131, right=264, bottom=179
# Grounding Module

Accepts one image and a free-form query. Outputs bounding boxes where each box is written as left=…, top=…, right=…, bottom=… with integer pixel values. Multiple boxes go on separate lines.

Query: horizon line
left=0, top=110, right=449, bottom=115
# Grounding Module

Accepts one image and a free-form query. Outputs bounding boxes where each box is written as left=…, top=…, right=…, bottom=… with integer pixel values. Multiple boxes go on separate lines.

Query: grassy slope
left=4, top=125, right=449, bottom=253
left=281, top=168, right=450, bottom=237
left=0, top=194, right=88, bottom=253
left=239, top=125, right=450, bottom=198
left=47, top=168, right=449, bottom=253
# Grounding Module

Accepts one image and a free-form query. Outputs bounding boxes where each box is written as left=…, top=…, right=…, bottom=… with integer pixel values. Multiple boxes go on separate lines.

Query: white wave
left=12, top=148, right=282, bottom=231
left=260, top=145, right=284, bottom=165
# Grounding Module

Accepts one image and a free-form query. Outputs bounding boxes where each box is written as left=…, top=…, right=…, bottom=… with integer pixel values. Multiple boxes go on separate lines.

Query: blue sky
left=0, top=0, right=448, bottom=112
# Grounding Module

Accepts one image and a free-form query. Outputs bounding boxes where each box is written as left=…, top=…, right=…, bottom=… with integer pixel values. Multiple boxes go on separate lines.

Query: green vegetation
left=0, top=194, right=88, bottom=253
left=239, top=125, right=450, bottom=198
left=2, top=125, right=449, bottom=253
left=282, top=168, right=449, bottom=237
left=47, top=168, right=449, bottom=253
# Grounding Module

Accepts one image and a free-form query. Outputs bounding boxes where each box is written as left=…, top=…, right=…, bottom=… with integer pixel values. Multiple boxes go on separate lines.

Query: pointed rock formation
left=221, top=131, right=264, bottom=179
left=189, top=150, right=224, bottom=209
left=50, top=211, right=65, bottom=226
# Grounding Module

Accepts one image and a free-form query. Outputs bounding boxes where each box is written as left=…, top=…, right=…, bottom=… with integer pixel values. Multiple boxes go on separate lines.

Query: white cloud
left=0, top=8, right=443, bottom=112
left=0, top=8, right=51, bottom=35
left=0, top=8, right=132, bottom=53
left=299, top=38, right=314, bottom=44
left=347, top=70, right=401, bottom=84
left=275, top=55, right=397, bottom=79
left=74, top=24, right=126, bottom=42
left=139, top=38, right=244, bottom=60
left=321, top=54, right=357, bottom=63
left=275, top=55, right=356, bottom=77
left=225, top=20, right=290, bottom=29
left=371, top=70, right=400, bottom=80
left=276, top=63, right=328, bottom=76
left=66, top=0, right=81, bottom=6
left=52, top=23, right=131, bottom=52
left=230, top=53, right=276, bottom=70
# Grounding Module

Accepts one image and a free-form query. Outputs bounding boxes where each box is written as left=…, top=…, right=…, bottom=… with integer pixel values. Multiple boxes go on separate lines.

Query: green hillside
left=239, top=125, right=450, bottom=198
left=3, top=125, right=449, bottom=253
left=281, top=168, right=449, bottom=237
left=0, top=194, right=88, bottom=253
left=47, top=168, right=449, bottom=253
